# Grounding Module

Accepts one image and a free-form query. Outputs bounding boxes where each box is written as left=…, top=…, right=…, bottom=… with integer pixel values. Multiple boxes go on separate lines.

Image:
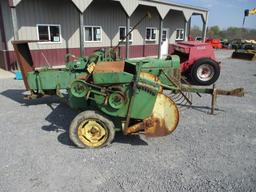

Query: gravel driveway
left=0, top=50, right=255, bottom=192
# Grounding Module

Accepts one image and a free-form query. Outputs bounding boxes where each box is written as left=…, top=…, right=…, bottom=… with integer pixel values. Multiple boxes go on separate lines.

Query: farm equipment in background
left=231, top=40, right=256, bottom=61
left=205, top=38, right=222, bottom=49
left=232, top=8, right=256, bottom=61
left=169, top=41, right=221, bottom=85
left=228, top=39, right=245, bottom=50
left=220, top=39, right=229, bottom=48
left=12, top=40, right=244, bottom=148
left=232, top=49, right=256, bottom=61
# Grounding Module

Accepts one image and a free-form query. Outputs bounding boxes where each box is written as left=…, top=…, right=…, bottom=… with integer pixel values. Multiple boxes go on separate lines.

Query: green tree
left=190, top=25, right=256, bottom=40
left=190, top=25, right=202, bottom=37
left=246, top=29, right=256, bottom=39
left=207, top=25, right=220, bottom=38
left=226, top=27, right=247, bottom=39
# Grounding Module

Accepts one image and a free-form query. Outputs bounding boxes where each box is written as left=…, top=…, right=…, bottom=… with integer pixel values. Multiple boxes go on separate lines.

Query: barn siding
left=15, top=0, right=79, bottom=50
left=0, top=0, right=7, bottom=69
left=131, top=5, right=160, bottom=45
left=0, top=27, right=3, bottom=50
left=1, top=0, right=13, bottom=51
left=83, top=0, right=125, bottom=48
left=3, top=44, right=159, bottom=69
left=164, top=10, right=186, bottom=43
left=0, top=1, right=4, bottom=50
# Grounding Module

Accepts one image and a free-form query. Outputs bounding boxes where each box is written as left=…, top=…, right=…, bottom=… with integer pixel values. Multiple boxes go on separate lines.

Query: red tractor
left=169, top=41, right=221, bottom=85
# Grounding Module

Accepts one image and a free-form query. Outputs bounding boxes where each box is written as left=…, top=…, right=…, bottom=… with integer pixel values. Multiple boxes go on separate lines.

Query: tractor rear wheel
left=190, top=58, right=220, bottom=85
left=69, top=110, right=115, bottom=148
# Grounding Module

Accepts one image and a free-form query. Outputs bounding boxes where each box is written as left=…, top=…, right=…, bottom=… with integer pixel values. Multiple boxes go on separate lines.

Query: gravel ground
left=0, top=50, right=256, bottom=192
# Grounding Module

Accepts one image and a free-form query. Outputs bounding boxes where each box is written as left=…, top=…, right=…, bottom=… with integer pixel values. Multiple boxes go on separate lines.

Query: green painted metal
left=66, top=57, right=88, bottom=71
left=93, top=72, right=134, bottom=85
left=181, top=85, right=213, bottom=94
left=65, top=49, right=117, bottom=71
left=70, top=80, right=89, bottom=98
left=127, top=55, right=181, bottom=86
left=131, top=88, right=157, bottom=119
left=27, top=70, right=84, bottom=94
left=108, top=92, right=126, bottom=109
left=88, top=49, right=116, bottom=63
left=92, top=85, right=158, bottom=119
left=68, top=93, right=88, bottom=109
left=24, top=53, right=184, bottom=122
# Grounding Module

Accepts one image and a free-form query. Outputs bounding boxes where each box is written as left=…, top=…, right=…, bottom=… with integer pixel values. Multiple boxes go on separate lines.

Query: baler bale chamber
left=12, top=41, right=244, bottom=148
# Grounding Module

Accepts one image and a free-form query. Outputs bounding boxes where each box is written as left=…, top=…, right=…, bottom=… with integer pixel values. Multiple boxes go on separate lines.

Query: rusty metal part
left=175, top=84, right=245, bottom=114
left=76, top=74, right=90, bottom=81
left=215, top=88, right=245, bottom=97
left=161, top=69, right=192, bottom=106
left=139, top=72, right=163, bottom=93
left=12, top=41, right=37, bottom=90
left=137, top=82, right=159, bottom=93
left=124, top=70, right=164, bottom=135
left=124, top=63, right=142, bottom=132
left=94, top=61, right=125, bottom=73
left=125, top=93, right=179, bottom=137
left=210, top=84, right=245, bottom=114
left=140, top=72, right=161, bottom=83
left=166, top=75, right=193, bottom=110
left=211, top=84, right=217, bottom=115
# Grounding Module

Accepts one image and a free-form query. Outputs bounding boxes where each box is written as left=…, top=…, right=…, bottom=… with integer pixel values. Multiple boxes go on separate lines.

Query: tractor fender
left=193, top=57, right=220, bottom=66
left=197, top=57, right=222, bottom=69
left=181, top=57, right=220, bottom=74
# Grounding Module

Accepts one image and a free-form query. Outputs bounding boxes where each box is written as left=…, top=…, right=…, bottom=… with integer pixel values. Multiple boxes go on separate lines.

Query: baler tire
left=190, top=58, right=220, bottom=86
left=69, top=110, right=115, bottom=149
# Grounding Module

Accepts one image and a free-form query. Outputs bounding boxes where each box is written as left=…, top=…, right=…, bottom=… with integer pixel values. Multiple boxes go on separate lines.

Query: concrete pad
left=0, top=69, right=15, bottom=79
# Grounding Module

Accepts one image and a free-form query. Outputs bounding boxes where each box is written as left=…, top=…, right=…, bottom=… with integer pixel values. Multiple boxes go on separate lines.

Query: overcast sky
left=169, top=0, right=256, bottom=29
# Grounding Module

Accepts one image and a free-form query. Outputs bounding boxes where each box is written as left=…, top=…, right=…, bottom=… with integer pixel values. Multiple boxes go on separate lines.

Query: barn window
left=176, top=29, right=184, bottom=40
left=84, top=26, right=102, bottom=42
left=119, top=26, right=132, bottom=41
left=145, top=27, right=157, bottom=41
left=37, top=24, right=61, bottom=43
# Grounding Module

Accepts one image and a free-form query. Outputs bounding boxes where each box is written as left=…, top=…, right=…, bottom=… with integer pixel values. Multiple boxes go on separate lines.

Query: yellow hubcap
left=77, top=119, right=108, bottom=148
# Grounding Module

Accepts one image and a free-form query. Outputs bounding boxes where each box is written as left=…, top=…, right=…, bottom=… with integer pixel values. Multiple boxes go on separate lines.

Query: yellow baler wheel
left=69, top=110, right=115, bottom=148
